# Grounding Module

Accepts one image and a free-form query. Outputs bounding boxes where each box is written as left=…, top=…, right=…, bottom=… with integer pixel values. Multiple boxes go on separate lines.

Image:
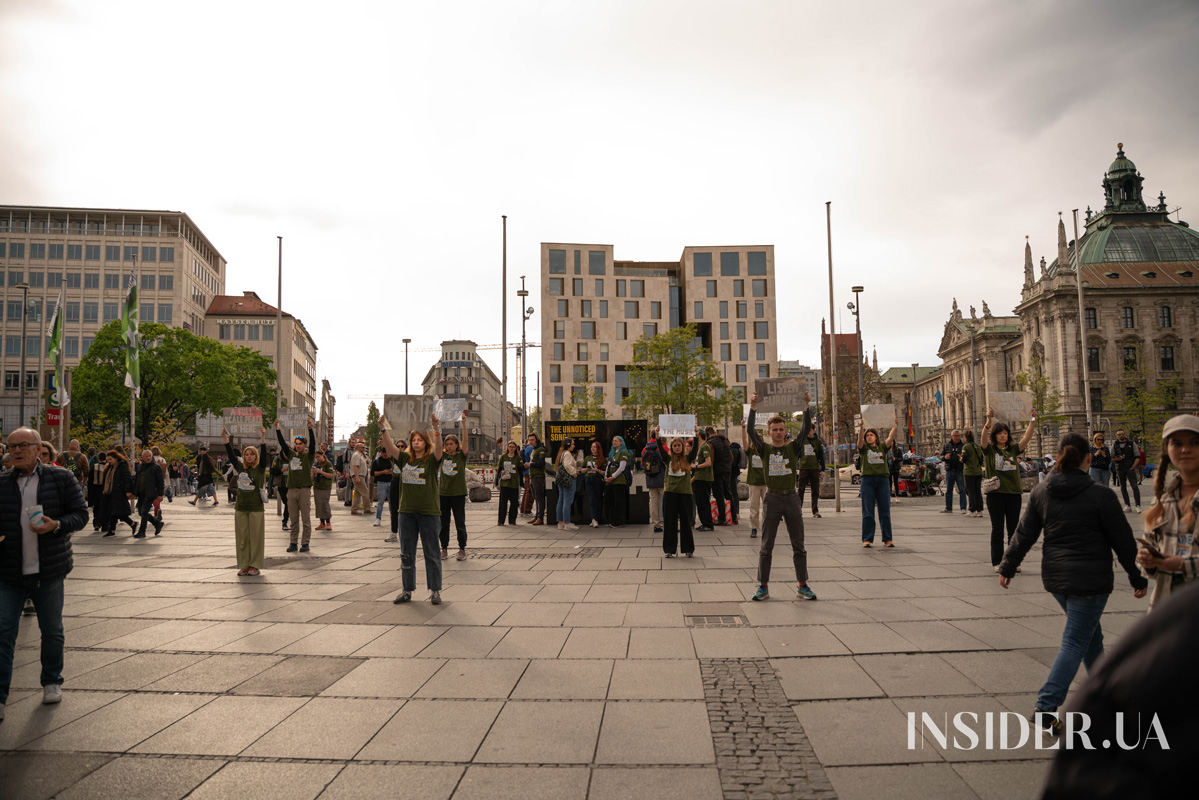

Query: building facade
left=777, top=360, right=821, bottom=407
left=539, top=243, right=780, bottom=422
left=0, top=205, right=226, bottom=429
left=420, top=340, right=507, bottom=458
left=935, top=299, right=1023, bottom=442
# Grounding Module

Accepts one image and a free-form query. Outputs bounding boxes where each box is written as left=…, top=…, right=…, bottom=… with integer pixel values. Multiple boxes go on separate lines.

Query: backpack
left=643, top=445, right=661, bottom=476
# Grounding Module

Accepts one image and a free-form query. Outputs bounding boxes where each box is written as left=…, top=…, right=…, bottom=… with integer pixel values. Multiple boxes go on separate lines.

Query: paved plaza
left=1, top=490, right=1149, bottom=799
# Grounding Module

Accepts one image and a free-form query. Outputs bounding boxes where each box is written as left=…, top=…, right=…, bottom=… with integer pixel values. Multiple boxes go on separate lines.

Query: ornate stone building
left=936, top=298, right=1022, bottom=440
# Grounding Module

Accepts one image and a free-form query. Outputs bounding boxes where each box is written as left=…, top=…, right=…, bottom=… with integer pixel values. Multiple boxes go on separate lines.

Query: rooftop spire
left=1057, top=213, right=1069, bottom=269
left=1023, top=236, right=1034, bottom=287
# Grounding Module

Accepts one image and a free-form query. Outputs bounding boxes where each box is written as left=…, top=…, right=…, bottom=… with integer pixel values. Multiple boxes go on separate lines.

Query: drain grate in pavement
left=702, top=657, right=837, bottom=800
left=469, top=547, right=604, bottom=559
left=685, top=615, right=749, bottom=628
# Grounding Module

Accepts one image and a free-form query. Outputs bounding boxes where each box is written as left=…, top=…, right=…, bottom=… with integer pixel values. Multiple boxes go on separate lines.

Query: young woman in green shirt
left=604, top=436, right=631, bottom=527
left=982, top=407, right=1037, bottom=569
left=381, top=413, right=445, bottom=605
left=663, top=438, right=700, bottom=557
left=857, top=419, right=898, bottom=547
left=496, top=441, right=523, bottom=525
left=439, top=412, right=470, bottom=561
left=962, top=430, right=985, bottom=517
left=221, top=426, right=267, bottom=577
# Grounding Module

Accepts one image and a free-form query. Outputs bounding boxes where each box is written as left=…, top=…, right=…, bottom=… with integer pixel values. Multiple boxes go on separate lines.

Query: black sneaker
left=23, top=601, right=35, bottom=616
left=286, top=543, right=298, bottom=553
left=1032, top=707, right=1062, bottom=736
left=299, top=544, right=310, bottom=553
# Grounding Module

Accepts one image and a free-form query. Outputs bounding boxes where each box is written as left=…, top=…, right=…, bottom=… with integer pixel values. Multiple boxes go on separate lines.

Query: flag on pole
left=934, top=389, right=943, bottom=407
left=47, top=292, right=70, bottom=408
left=122, top=267, right=140, bottom=397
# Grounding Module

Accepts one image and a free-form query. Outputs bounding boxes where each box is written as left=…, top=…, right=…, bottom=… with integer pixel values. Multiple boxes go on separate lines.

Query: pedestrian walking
left=132, top=450, right=165, bottom=538
left=998, top=431, right=1147, bottom=736
left=858, top=417, right=898, bottom=547
left=188, top=446, right=218, bottom=506
left=962, top=430, right=985, bottom=517
left=439, top=412, right=470, bottom=559
left=981, top=406, right=1037, bottom=569
left=381, top=414, right=445, bottom=604
left=98, top=450, right=136, bottom=537
left=553, top=437, right=580, bottom=532
left=1089, top=433, right=1112, bottom=487
left=312, top=451, right=336, bottom=531
left=940, top=429, right=967, bottom=514
left=496, top=441, right=522, bottom=525
left=1135, top=414, right=1199, bottom=609
left=582, top=441, right=606, bottom=528
left=662, top=437, right=698, bottom=557
left=796, top=426, right=824, bottom=519
left=371, top=448, right=393, bottom=527
left=1112, top=429, right=1142, bottom=512
left=275, top=417, right=316, bottom=553
left=745, top=392, right=818, bottom=601
left=0, top=427, right=89, bottom=719
left=642, top=431, right=665, bottom=533
left=743, top=422, right=767, bottom=539
left=706, top=426, right=732, bottom=526
left=524, top=434, right=547, bottom=525
left=604, top=436, right=630, bottom=528
left=691, top=429, right=716, bottom=531
left=222, top=427, right=268, bottom=576
left=349, top=441, right=372, bottom=516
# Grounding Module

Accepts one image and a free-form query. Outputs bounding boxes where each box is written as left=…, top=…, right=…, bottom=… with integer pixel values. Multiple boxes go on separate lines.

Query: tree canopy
left=622, top=324, right=742, bottom=427
left=561, top=371, right=608, bottom=421
left=71, top=321, right=277, bottom=444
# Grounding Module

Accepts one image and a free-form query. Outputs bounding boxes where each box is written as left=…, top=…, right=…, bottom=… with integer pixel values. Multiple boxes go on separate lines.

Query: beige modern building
left=777, top=360, right=820, bottom=407
left=540, top=243, right=779, bottom=421
left=420, top=340, right=507, bottom=458
left=0, top=205, right=225, bottom=429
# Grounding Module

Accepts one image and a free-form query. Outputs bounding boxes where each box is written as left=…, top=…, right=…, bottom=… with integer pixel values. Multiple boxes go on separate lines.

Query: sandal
left=247, top=567, right=261, bottom=576
left=237, top=568, right=250, bottom=576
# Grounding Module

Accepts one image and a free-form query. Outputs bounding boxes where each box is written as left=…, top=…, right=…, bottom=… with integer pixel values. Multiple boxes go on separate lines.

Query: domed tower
left=1103, top=143, right=1147, bottom=212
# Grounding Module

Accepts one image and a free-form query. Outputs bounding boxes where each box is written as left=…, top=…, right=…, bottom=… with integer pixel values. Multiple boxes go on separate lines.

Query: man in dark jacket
left=728, top=439, right=745, bottom=524
left=133, top=449, right=165, bottom=538
left=643, top=432, right=665, bottom=532
left=940, top=430, right=967, bottom=514
left=705, top=427, right=732, bottom=525
left=0, top=428, right=89, bottom=716
left=1111, top=429, right=1141, bottom=512
left=188, top=445, right=217, bottom=506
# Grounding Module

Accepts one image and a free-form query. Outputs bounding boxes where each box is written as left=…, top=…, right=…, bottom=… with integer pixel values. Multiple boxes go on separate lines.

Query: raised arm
left=885, top=426, right=897, bottom=449
left=274, top=418, right=292, bottom=458
left=1019, top=412, right=1037, bottom=451
left=430, top=414, right=444, bottom=461
left=746, top=393, right=765, bottom=451
left=306, top=420, right=315, bottom=451
left=379, top=424, right=400, bottom=460
left=459, top=411, right=469, bottom=455
left=980, top=408, right=994, bottom=449
left=796, top=394, right=813, bottom=441
left=856, top=418, right=866, bottom=449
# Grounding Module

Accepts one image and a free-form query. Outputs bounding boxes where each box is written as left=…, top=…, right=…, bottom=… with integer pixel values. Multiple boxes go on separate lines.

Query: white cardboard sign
left=221, top=407, right=263, bottom=437
left=277, top=407, right=310, bottom=430
left=860, top=404, right=897, bottom=431
left=657, top=414, right=696, bottom=439
left=987, top=392, right=1034, bottom=422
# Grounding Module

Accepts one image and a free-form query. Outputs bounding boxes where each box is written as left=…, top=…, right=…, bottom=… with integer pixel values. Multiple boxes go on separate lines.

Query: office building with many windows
left=540, top=243, right=779, bottom=421
left=0, top=205, right=225, bottom=429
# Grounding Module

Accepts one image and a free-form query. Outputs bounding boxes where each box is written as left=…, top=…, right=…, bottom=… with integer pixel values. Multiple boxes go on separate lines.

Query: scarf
left=102, top=462, right=117, bottom=495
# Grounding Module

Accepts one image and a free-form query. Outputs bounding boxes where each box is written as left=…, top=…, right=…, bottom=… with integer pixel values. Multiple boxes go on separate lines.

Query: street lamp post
left=911, top=363, right=919, bottom=455
left=849, top=286, right=864, bottom=408
left=517, top=277, right=532, bottom=444
left=15, top=282, right=30, bottom=428
left=403, top=339, right=411, bottom=394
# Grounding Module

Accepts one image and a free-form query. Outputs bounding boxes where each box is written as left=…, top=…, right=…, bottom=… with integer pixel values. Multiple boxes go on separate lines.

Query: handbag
left=981, top=476, right=1001, bottom=493
left=555, top=462, right=574, bottom=489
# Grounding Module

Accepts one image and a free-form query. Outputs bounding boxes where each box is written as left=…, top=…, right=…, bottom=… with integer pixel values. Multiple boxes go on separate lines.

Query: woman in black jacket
left=998, top=432, right=1147, bottom=735
left=98, top=451, right=136, bottom=537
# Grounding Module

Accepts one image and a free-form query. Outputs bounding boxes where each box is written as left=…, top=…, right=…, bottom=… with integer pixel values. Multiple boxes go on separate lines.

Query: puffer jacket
left=708, top=433, right=732, bottom=474
left=0, top=462, right=89, bottom=583
left=1000, top=468, right=1146, bottom=595
left=642, top=441, right=665, bottom=489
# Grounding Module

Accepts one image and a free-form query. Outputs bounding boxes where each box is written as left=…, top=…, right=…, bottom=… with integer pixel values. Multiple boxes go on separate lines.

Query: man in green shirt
left=745, top=391, right=818, bottom=601
left=275, top=416, right=316, bottom=553
left=796, top=428, right=824, bottom=519
left=692, top=431, right=716, bottom=531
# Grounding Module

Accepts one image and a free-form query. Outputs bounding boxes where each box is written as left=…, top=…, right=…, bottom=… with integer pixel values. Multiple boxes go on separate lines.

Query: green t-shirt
left=497, top=454, right=521, bottom=489
left=758, top=440, right=801, bottom=493
left=664, top=448, right=696, bottom=495
left=285, top=450, right=314, bottom=489
left=528, top=446, right=547, bottom=478
left=963, top=443, right=984, bottom=477
left=799, top=437, right=823, bottom=471
left=861, top=443, right=889, bottom=476
left=396, top=451, right=442, bottom=515
left=582, top=455, right=601, bottom=478
left=311, top=462, right=334, bottom=491
left=984, top=443, right=1024, bottom=494
left=233, top=463, right=267, bottom=513
left=693, top=443, right=714, bottom=482
left=746, top=448, right=766, bottom=486
left=607, top=451, right=630, bottom=486
left=439, top=451, right=468, bottom=496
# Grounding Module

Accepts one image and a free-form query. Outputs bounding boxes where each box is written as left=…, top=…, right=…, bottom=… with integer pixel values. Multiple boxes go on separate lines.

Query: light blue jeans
left=375, top=480, right=391, bottom=521
left=0, top=575, right=65, bottom=705
left=556, top=479, right=577, bottom=525
left=1037, top=593, right=1108, bottom=710
left=1088, top=468, right=1111, bottom=487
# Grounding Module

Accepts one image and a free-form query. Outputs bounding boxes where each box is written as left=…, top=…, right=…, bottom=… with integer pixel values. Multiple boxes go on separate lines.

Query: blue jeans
left=860, top=474, right=893, bottom=542
left=1037, top=592, right=1108, bottom=710
left=375, top=481, right=391, bottom=521
left=585, top=477, right=604, bottom=524
left=0, top=575, right=65, bottom=705
left=944, top=470, right=966, bottom=510
left=1088, top=468, right=1111, bottom=487
left=556, top=480, right=577, bottom=525
left=399, top=513, right=442, bottom=593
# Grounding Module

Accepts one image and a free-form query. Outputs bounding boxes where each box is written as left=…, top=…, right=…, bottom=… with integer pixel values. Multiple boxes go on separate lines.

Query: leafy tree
left=69, top=412, right=120, bottom=454
left=1109, top=345, right=1181, bottom=450
left=561, top=371, right=608, bottom=420
left=526, top=405, right=543, bottom=441
left=1016, top=354, right=1067, bottom=456
left=622, top=324, right=742, bottom=427
left=71, top=321, right=278, bottom=444
left=365, top=402, right=381, bottom=457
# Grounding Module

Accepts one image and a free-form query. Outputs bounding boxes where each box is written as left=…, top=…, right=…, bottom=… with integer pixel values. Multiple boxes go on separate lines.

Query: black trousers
left=796, top=469, right=821, bottom=513
left=136, top=497, right=162, bottom=536
left=498, top=486, right=519, bottom=524
left=711, top=471, right=729, bottom=524
left=965, top=475, right=983, bottom=513
left=607, top=482, right=628, bottom=526
left=891, top=471, right=901, bottom=494
left=725, top=470, right=740, bottom=521
left=279, top=484, right=289, bottom=525
left=662, top=492, right=694, bottom=555
left=986, top=491, right=1022, bottom=566
left=390, top=479, right=400, bottom=533
left=440, top=494, right=467, bottom=549
left=531, top=478, right=546, bottom=520
left=1117, top=469, right=1141, bottom=507
left=693, top=479, right=713, bottom=527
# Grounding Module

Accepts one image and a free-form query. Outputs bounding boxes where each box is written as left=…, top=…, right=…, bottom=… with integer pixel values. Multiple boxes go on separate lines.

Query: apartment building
left=0, top=205, right=225, bottom=428
left=420, top=340, right=507, bottom=458
left=540, top=243, right=779, bottom=421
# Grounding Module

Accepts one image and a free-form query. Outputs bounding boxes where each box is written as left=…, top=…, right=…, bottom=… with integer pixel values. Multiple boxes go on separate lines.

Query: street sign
left=47, top=408, right=61, bottom=426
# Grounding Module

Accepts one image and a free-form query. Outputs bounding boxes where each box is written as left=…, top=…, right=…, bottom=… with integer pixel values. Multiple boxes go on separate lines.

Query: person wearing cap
left=275, top=416, right=317, bottom=553
left=1136, top=414, right=1199, bottom=610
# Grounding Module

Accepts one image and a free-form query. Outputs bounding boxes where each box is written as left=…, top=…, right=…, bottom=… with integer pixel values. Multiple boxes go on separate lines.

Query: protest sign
left=383, top=395, right=438, bottom=436
left=753, top=377, right=807, bottom=415
left=860, top=404, right=897, bottom=431
left=433, top=397, right=467, bottom=423
left=657, top=414, right=696, bottom=439
left=221, top=407, right=262, bottom=437
left=987, top=392, right=1034, bottom=422
left=277, top=406, right=310, bottom=430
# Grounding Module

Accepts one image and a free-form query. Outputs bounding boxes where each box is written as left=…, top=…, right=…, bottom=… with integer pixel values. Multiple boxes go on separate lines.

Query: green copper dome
left=1107, top=143, right=1137, bottom=177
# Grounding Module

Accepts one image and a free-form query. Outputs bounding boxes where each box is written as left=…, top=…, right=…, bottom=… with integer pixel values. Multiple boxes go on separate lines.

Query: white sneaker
left=564, top=523, right=579, bottom=531
left=961, top=510, right=968, bottom=515
left=590, top=520, right=599, bottom=528
left=43, top=684, right=62, bottom=704
left=372, top=520, right=380, bottom=527
left=383, top=534, right=398, bottom=543
left=1124, top=505, right=1133, bottom=513
left=1135, top=506, right=1141, bottom=513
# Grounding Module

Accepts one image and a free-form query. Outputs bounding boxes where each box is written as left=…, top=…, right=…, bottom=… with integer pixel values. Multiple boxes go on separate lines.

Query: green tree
left=560, top=371, right=608, bottom=420
left=365, top=401, right=381, bottom=457
left=622, top=324, right=742, bottom=427
left=526, top=406, right=543, bottom=440
left=1109, top=345, right=1180, bottom=450
left=1016, top=354, right=1068, bottom=456
left=72, top=321, right=278, bottom=444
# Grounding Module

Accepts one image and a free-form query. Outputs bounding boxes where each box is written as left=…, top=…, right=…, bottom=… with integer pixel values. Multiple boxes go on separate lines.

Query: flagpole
left=130, top=255, right=137, bottom=447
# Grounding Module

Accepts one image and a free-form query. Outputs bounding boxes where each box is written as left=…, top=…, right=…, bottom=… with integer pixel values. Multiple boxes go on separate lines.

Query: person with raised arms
left=380, top=412, right=445, bottom=605
left=221, top=425, right=268, bottom=576
left=439, top=411, right=470, bottom=561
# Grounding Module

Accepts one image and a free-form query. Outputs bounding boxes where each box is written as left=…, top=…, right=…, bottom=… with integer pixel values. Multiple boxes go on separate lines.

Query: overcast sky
left=3, top=0, right=1197, bottom=436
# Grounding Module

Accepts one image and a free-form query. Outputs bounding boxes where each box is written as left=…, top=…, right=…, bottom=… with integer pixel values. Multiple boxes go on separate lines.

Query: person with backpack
left=553, top=437, right=580, bottom=531
left=728, top=437, right=745, bottom=525
left=705, top=426, right=732, bottom=525
left=643, top=429, right=665, bottom=533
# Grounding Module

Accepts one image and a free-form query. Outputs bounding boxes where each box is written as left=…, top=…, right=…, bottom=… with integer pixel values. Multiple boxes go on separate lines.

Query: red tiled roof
left=205, top=292, right=291, bottom=317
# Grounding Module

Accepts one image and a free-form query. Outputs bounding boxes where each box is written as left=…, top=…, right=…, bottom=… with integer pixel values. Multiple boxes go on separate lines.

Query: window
left=81, top=336, right=93, bottom=355
left=159, top=275, right=173, bottom=290
left=64, top=272, right=81, bottom=288
left=650, top=301, right=661, bottom=319
left=1087, top=347, right=1100, bottom=372
left=616, top=280, right=626, bottom=297
left=47, top=273, right=62, bottom=288
left=599, top=300, right=608, bottom=318
left=573, top=278, right=583, bottom=296
left=574, top=250, right=581, bottom=274
left=737, top=364, right=747, bottom=382
left=577, top=343, right=588, bottom=360
left=48, top=243, right=64, bottom=259
left=624, top=301, right=639, bottom=318
left=30, top=243, right=46, bottom=259
left=595, top=279, right=603, bottom=295
left=0, top=242, right=5, bottom=257
left=756, top=343, right=765, bottom=360
left=552, top=342, right=565, bottom=360
left=739, top=343, right=749, bottom=360
left=707, top=280, right=717, bottom=298
left=28, top=272, right=43, bottom=288
left=643, top=323, right=658, bottom=337
left=596, top=365, right=607, bottom=382
left=26, top=337, right=40, bottom=357
left=158, top=304, right=172, bottom=324
left=1090, top=387, right=1104, bottom=413
left=85, top=244, right=100, bottom=260
left=600, top=343, right=608, bottom=361
left=1159, top=306, right=1172, bottom=328
left=720, top=322, right=729, bottom=340
left=737, top=301, right=747, bottom=318
left=554, top=386, right=563, bottom=405
left=1084, top=307, right=1097, bottom=329
left=720, top=343, right=731, bottom=360
left=554, top=321, right=565, bottom=339
left=262, top=326, right=273, bottom=341
left=4, top=340, right=18, bottom=357
left=104, top=273, right=120, bottom=289
left=573, top=365, right=588, bottom=382
left=581, top=300, right=592, bottom=317
left=7, top=271, right=22, bottom=286
left=219, top=324, right=231, bottom=339
left=65, top=302, right=79, bottom=323
left=617, top=323, right=627, bottom=340
left=141, top=247, right=157, bottom=263
left=1161, top=346, right=1176, bottom=371
left=83, top=272, right=98, bottom=289
left=755, top=301, right=764, bottom=318
left=548, top=278, right=564, bottom=296
left=720, top=252, right=740, bottom=276
left=734, top=280, right=744, bottom=297
left=549, top=249, right=566, bottom=274
left=589, top=250, right=606, bottom=275
left=759, top=365, right=769, bottom=378
left=693, top=301, right=703, bottom=319
left=557, top=299, right=568, bottom=317
left=754, top=322, right=769, bottom=339
left=105, top=245, right=120, bottom=261
left=7, top=243, right=23, bottom=258
left=748, top=251, right=767, bottom=275
left=247, top=323, right=259, bottom=340
left=550, top=364, right=560, bottom=382
left=737, top=322, right=746, bottom=339
left=720, top=301, right=728, bottom=319
left=160, top=247, right=174, bottom=262
left=140, top=274, right=156, bottom=291
left=1121, top=307, right=1134, bottom=328
left=1123, top=347, right=1137, bottom=370
left=3, top=371, right=16, bottom=390
left=631, top=280, right=644, bottom=297
left=752, top=279, right=768, bottom=297
left=693, top=252, right=712, bottom=276
left=26, top=371, right=41, bottom=390
left=27, top=300, right=41, bottom=322
left=581, top=321, right=596, bottom=339
left=123, top=246, right=136, bottom=261
left=85, top=302, right=101, bottom=323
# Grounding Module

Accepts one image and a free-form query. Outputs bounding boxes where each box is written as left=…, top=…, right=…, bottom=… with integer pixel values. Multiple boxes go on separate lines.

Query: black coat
left=134, top=460, right=165, bottom=500
left=0, top=462, right=89, bottom=584
left=708, top=434, right=732, bottom=474
left=999, top=469, right=1146, bottom=595
left=642, top=441, right=664, bottom=489
left=102, top=461, right=134, bottom=520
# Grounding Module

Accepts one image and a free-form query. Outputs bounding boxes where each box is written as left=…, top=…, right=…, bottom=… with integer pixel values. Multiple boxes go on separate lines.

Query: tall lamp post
left=15, top=282, right=30, bottom=428
left=911, top=363, right=919, bottom=455
left=517, top=277, right=532, bottom=443
left=849, top=286, right=864, bottom=408
left=403, top=338, right=411, bottom=394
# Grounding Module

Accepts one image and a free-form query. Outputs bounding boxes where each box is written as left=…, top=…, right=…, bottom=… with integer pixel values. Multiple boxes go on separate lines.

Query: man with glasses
left=1112, top=429, right=1142, bottom=513
left=940, top=430, right=967, bottom=515
left=0, top=428, right=89, bottom=719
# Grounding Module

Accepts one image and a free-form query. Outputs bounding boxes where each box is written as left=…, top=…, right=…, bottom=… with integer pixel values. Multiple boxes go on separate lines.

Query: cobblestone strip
left=701, top=658, right=838, bottom=800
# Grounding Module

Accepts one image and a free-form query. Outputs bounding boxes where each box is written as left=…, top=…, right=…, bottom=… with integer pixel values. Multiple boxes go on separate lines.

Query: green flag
left=122, top=269, right=140, bottom=398
left=47, top=291, right=70, bottom=407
